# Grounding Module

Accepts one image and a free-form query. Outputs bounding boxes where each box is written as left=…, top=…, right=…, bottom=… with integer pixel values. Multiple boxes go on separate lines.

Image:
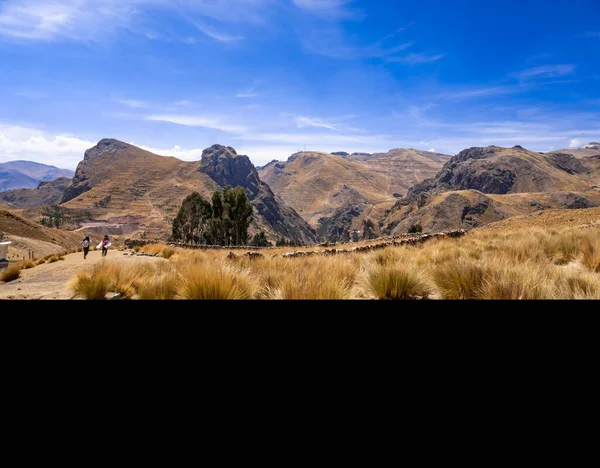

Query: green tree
left=172, top=192, right=212, bottom=243
left=408, top=223, right=423, bottom=234
left=223, top=186, right=253, bottom=245
left=251, top=231, right=270, bottom=247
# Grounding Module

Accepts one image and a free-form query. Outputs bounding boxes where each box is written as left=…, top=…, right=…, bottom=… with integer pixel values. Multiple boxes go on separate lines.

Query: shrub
left=47, top=255, right=61, bottom=263
left=135, top=273, right=178, bottom=299
left=433, top=260, right=486, bottom=299
left=177, top=263, right=257, bottom=299
left=1, top=264, right=21, bottom=282
left=36, top=258, right=46, bottom=265
left=160, top=246, right=176, bottom=259
left=21, top=260, right=36, bottom=270
left=70, top=263, right=114, bottom=299
left=408, top=224, right=423, bottom=234
left=369, top=266, right=430, bottom=300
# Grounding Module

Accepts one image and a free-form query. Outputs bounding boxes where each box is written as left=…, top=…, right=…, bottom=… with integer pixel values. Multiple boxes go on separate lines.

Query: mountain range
left=1, top=139, right=599, bottom=245
left=0, top=161, right=74, bottom=192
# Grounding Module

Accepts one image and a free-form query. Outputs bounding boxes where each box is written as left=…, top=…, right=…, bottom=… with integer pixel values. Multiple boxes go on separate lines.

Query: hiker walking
left=82, top=236, right=92, bottom=259
left=98, top=235, right=111, bottom=257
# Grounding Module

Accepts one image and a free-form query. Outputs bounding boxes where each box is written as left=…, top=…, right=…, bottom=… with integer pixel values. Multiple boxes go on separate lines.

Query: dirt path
left=0, top=249, right=165, bottom=299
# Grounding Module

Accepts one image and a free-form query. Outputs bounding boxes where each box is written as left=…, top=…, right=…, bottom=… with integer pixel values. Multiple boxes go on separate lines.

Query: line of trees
left=171, top=186, right=255, bottom=246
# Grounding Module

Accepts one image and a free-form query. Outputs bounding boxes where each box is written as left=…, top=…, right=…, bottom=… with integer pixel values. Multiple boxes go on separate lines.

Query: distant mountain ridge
left=0, top=160, right=73, bottom=192
left=258, top=148, right=450, bottom=241
left=60, top=139, right=317, bottom=244
left=380, top=144, right=600, bottom=234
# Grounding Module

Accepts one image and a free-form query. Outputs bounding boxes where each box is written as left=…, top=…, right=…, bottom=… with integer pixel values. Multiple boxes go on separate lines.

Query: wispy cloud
left=145, top=114, right=248, bottom=133
left=236, top=80, right=262, bottom=98
left=387, top=53, right=446, bottom=64
left=0, top=0, right=270, bottom=43
left=0, top=0, right=143, bottom=42
left=437, top=86, right=523, bottom=101
left=173, top=100, right=193, bottom=107
left=296, top=116, right=340, bottom=131
left=304, top=36, right=413, bottom=59
left=293, top=0, right=362, bottom=20
left=116, top=99, right=150, bottom=109
left=191, top=20, right=243, bottom=42
left=512, top=64, right=575, bottom=81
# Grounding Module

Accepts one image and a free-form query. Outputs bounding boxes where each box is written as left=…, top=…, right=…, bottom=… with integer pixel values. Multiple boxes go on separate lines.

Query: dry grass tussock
left=70, top=225, right=600, bottom=299
left=1, top=264, right=22, bottom=282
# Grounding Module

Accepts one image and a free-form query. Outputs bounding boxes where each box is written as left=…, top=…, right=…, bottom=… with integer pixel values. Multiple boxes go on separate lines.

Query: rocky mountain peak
left=453, top=146, right=502, bottom=163
left=199, top=144, right=260, bottom=197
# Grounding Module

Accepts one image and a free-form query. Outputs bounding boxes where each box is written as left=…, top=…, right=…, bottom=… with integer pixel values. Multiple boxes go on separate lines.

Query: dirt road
left=0, top=249, right=164, bottom=299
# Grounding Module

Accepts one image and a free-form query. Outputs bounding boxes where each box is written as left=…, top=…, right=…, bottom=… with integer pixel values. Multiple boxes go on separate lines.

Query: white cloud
left=0, top=0, right=143, bottom=42
left=427, top=148, right=435, bottom=152
left=513, top=64, right=575, bottom=81
left=387, top=53, right=446, bottom=64
left=0, top=0, right=272, bottom=43
left=295, top=116, right=340, bottom=131
left=438, top=86, right=522, bottom=101
left=236, top=92, right=259, bottom=98
left=173, top=100, right=193, bottom=107
left=293, top=0, right=360, bottom=19
left=191, top=20, right=243, bottom=42
left=0, top=124, right=94, bottom=169
left=146, top=114, right=248, bottom=133
left=116, top=99, right=150, bottom=109
left=135, top=144, right=205, bottom=161
left=569, top=138, right=581, bottom=148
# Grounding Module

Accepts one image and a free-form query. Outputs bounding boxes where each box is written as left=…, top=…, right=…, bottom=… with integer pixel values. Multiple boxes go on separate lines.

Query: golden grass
left=36, top=258, right=46, bottom=265
left=141, top=243, right=164, bottom=255
left=21, top=260, right=36, bottom=270
left=1, top=264, right=21, bottom=282
left=69, top=224, right=600, bottom=299
left=581, top=238, right=600, bottom=273
left=70, top=262, right=115, bottom=299
left=368, top=265, right=430, bottom=300
left=432, top=260, right=486, bottom=299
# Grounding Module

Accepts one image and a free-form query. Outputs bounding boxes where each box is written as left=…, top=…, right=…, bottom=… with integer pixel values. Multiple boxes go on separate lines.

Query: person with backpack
left=97, top=235, right=111, bottom=257
left=82, top=236, right=92, bottom=260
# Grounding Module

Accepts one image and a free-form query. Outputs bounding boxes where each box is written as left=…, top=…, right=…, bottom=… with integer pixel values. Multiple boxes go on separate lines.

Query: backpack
left=83, top=239, right=90, bottom=248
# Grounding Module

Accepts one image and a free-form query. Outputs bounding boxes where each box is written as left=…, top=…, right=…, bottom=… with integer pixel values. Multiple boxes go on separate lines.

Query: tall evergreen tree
left=172, top=192, right=212, bottom=243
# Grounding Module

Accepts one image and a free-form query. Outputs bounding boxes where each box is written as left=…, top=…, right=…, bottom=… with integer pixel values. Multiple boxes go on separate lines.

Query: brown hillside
left=0, top=209, right=83, bottom=259
left=477, top=206, right=600, bottom=233
left=1, top=177, right=71, bottom=209
left=554, top=142, right=600, bottom=159
left=259, top=151, right=397, bottom=242
left=61, top=139, right=317, bottom=244
left=381, top=190, right=600, bottom=234
left=343, top=148, right=450, bottom=194
left=380, top=144, right=600, bottom=235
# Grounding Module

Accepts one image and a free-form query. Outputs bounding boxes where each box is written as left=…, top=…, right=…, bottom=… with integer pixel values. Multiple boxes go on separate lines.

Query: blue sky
left=0, top=0, right=598, bottom=169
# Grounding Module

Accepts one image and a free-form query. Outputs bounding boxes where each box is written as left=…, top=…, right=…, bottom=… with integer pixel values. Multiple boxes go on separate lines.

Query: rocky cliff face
left=399, top=145, right=596, bottom=208
left=380, top=145, right=600, bottom=235
left=199, top=145, right=317, bottom=244
left=62, top=139, right=132, bottom=204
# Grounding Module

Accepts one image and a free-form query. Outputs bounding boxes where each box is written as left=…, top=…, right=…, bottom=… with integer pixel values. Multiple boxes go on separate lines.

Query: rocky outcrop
left=199, top=144, right=318, bottom=245
left=62, top=139, right=132, bottom=204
